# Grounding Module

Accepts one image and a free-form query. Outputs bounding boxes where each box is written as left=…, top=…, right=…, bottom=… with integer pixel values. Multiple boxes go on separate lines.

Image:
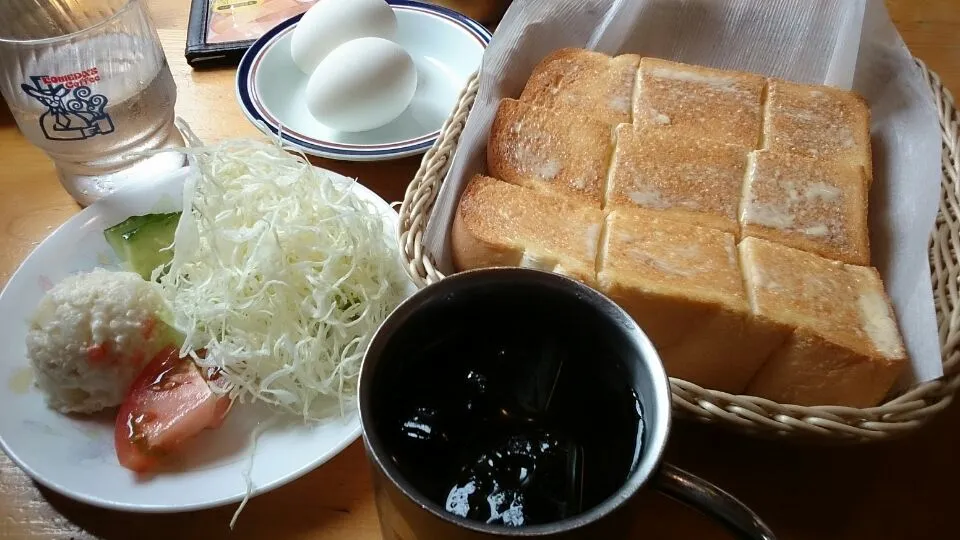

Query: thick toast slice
left=520, top=48, right=642, bottom=126
left=740, top=237, right=907, bottom=407
left=597, top=208, right=786, bottom=392
left=634, top=57, right=766, bottom=148
left=488, top=98, right=613, bottom=208
left=606, top=125, right=749, bottom=234
left=740, top=149, right=870, bottom=265
left=451, top=175, right=604, bottom=286
left=763, top=79, right=873, bottom=183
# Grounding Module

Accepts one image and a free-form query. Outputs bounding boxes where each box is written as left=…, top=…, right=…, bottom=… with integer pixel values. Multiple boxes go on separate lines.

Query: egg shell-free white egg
left=290, top=0, right=397, bottom=76
left=305, top=37, right=418, bottom=133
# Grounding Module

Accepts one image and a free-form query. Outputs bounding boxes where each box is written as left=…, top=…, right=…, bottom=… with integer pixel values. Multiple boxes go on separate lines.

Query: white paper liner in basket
left=397, top=61, right=960, bottom=441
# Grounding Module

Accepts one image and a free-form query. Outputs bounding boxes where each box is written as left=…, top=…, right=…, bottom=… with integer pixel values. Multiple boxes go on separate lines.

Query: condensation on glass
left=0, top=0, right=185, bottom=206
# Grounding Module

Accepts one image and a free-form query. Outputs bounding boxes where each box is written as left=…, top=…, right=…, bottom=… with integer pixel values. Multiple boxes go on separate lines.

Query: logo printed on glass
left=21, top=68, right=114, bottom=141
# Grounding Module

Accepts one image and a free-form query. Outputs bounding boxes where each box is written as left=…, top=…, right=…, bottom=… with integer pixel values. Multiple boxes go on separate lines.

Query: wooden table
left=1, top=1, right=958, bottom=538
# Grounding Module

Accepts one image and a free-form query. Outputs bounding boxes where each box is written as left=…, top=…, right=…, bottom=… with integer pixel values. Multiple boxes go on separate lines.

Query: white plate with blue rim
left=236, top=0, right=491, bottom=162
left=0, top=164, right=416, bottom=512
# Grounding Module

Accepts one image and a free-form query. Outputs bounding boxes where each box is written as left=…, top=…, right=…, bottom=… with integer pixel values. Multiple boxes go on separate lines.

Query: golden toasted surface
left=597, top=209, right=785, bottom=392
left=740, top=237, right=906, bottom=406
left=487, top=98, right=613, bottom=207
left=462, top=49, right=892, bottom=402
left=740, top=149, right=870, bottom=265
left=764, top=79, right=872, bottom=180
left=607, top=125, right=748, bottom=234
left=598, top=208, right=745, bottom=309
left=739, top=237, right=904, bottom=361
left=520, top=48, right=641, bottom=126
left=634, top=57, right=766, bottom=148
left=451, top=175, right=604, bottom=284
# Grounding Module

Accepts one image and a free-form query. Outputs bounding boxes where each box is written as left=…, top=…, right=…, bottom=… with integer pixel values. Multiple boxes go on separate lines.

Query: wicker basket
left=397, top=60, right=960, bottom=442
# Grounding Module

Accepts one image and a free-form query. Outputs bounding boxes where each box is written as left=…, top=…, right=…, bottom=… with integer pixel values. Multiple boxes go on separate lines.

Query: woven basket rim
left=396, top=58, right=960, bottom=442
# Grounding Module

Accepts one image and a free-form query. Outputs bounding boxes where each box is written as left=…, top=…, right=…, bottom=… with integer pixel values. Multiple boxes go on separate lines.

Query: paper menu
left=422, top=0, right=944, bottom=384
left=206, top=0, right=317, bottom=44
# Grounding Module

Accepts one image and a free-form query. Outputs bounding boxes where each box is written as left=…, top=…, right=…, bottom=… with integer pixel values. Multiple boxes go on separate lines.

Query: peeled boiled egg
left=305, top=37, right=418, bottom=132
left=290, top=0, right=398, bottom=76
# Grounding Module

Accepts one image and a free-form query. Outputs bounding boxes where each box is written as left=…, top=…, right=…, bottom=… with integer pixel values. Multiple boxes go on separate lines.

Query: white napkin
left=423, top=0, right=943, bottom=383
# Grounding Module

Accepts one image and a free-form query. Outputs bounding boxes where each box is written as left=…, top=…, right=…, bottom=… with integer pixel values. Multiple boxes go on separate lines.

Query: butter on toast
left=487, top=98, right=613, bottom=207
left=740, top=149, right=870, bottom=265
left=606, top=125, right=749, bottom=234
left=763, top=79, right=873, bottom=182
left=740, top=237, right=907, bottom=407
left=597, top=209, right=786, bottom=392
left=451, top=175, right=604, bottom=285
left=634, top=57, right=766, bottom=148
left=520, top=48, right=642, bottom=126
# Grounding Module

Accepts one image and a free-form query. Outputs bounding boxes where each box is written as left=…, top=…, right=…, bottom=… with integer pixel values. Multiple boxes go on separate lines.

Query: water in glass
left=0, top=0, right=185, bottom=206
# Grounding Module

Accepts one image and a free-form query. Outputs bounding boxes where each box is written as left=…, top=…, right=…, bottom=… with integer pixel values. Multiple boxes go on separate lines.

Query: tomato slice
left=115, top=347, right=232, bottom=473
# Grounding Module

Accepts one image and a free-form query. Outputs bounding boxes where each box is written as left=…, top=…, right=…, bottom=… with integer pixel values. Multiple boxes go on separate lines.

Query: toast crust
left=745, top=329, right=904, bottom=407
left=487, top=98, right=613, bottom=207
left=520, top=48, right=642, bottom=126
left=598, top=209, right=785, bottom=392
left=454, top=50, right=894, bottom=403
left=740, top=237, right=906, bottom=406
left=451, top=175, right=604, bottom=286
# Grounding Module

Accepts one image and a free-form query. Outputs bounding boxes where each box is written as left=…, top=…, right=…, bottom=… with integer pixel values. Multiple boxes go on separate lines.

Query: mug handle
left=653, top=463, right=777, bottom=540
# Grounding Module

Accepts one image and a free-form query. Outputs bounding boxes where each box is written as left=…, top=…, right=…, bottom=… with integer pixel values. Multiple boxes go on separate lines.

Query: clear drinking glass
left=0, top=0, right=186, bottom=206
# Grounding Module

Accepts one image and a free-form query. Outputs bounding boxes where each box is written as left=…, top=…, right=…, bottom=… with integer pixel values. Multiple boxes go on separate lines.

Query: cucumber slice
left=104, top=214, right=159, bottom=260
left=103, top=212, right=181, bottom=280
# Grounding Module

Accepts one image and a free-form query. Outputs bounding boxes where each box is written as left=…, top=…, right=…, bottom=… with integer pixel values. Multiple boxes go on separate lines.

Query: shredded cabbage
left=156, top=138, right=405, bottom=421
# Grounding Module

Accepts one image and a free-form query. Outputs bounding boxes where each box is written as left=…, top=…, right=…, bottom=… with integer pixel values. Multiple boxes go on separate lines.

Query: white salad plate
left=236, top=0, right=491, bottom=162
left=0, top=165, right=415, bottom=512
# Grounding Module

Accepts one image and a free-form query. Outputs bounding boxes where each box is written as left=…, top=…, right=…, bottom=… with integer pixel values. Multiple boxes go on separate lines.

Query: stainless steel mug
left=359, top=268, right=775, bottom=540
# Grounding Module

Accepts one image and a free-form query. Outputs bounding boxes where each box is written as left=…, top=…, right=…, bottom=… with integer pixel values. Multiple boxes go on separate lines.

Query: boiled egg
left=290, top=0, right=398, bottom=76
left=305, top=37, right=418, bottom=132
